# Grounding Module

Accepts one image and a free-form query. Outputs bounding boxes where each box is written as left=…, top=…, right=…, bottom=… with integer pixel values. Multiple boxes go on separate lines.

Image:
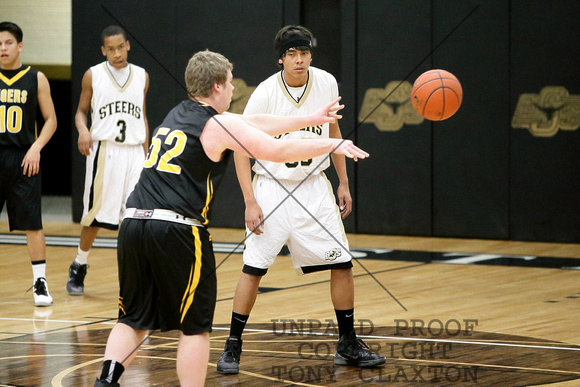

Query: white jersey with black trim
left=89, top=62, right=147, bottom=145
left=243, top=66, right=339, bottom=181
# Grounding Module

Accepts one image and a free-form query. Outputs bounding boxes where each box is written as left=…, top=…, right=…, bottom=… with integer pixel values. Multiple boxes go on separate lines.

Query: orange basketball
left=411, top=69, right=462, bottom=121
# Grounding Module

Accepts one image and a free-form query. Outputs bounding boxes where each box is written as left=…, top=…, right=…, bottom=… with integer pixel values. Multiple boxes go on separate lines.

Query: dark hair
left=274, top=25, right=314, bottom=58
left=0, top=21, right=23, bottom=43
left=101, top=25, right=127, bottom=45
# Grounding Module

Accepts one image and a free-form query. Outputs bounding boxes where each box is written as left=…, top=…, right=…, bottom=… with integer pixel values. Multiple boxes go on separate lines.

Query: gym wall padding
left=509, top=1, right=580, bottom=242
left=430, top=0, right=510, bottom=239
left=356, top=1, right=433, bottom=236
left=71, top=0, right=288, bottom=227
left=70, top=0, right=580, bottom=242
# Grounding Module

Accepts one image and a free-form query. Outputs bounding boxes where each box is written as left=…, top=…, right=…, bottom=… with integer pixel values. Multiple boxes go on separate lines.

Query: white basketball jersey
left=243, top=67, right=339, bottom=181
left=90, top=62, right=147, bottom=145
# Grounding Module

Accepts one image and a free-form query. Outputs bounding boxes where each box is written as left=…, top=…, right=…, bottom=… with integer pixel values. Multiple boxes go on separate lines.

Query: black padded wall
left=71, top=0, right=286, bottom=227
left=431, top=0, right=510, bottom=239
left=356, top=1, right=433, bottom=235
left=70, top=0, right=580, bottom=242
left=509, top=0, right=580, bottom=242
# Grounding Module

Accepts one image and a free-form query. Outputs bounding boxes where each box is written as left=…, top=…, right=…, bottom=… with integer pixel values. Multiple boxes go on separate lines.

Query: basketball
left=411, top=69, right=462, bottom=121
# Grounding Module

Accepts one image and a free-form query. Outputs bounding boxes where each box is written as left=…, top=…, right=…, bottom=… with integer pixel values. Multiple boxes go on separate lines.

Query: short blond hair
left=185, top=50, right=233, bottom=98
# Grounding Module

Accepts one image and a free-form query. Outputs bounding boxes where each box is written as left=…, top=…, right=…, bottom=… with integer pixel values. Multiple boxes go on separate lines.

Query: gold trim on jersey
left=200, top=173, right=213, bottom=226
left=103, top=62, right=134, bottom=92
left=277, top=68, right=313, bottom=109
left=180, top=225, right=203, bottom=323
left=81, top=141, right=107, bottom=227
left=0, top=66, right=31, bottom=86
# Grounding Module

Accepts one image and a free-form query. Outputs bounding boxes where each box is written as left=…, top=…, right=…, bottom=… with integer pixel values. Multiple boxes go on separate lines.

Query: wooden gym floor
left=1, top=216, right=580, bottom=386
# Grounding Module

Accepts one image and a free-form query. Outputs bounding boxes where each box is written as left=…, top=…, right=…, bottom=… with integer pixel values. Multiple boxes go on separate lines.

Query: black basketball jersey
left=127, top=99, right=232, bottom=225
left=0, top=65, right=39, bottom=148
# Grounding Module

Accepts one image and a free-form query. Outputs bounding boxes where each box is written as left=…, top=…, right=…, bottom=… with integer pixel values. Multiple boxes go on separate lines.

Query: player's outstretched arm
left=232, top=97, right=344, bottom=136
left=201, top=114, right=368, bottom=163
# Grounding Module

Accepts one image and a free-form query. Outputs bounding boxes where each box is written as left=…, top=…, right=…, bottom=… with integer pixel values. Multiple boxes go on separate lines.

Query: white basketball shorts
left=243, top=172, right=352, bottom=275
left=81, top=141, right=145, bottom=229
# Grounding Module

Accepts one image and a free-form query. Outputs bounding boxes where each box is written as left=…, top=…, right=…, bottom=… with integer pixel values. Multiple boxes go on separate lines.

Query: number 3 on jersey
left=143, top=127, right=186, bottom=174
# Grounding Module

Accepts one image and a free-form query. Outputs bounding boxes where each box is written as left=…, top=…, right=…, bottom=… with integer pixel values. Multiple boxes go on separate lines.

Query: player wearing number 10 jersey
left=66, top=25, right=149, bottom=296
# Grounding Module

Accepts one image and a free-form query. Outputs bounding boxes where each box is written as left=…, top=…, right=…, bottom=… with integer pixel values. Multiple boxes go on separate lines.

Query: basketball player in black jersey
left=0, top=22, right=57, bottom=307
left=94, top=50, right=368, bottom=386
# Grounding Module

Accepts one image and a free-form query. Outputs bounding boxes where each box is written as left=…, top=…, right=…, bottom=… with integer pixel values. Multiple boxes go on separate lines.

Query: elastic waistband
left=124, top=208, right=202, bottom=227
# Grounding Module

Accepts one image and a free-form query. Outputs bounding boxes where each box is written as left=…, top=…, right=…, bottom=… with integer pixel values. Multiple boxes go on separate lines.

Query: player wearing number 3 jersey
left=66, top=25, right=149, bottom=296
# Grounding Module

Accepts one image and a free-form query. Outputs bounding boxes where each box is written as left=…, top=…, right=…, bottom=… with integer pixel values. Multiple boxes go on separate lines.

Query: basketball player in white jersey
left=66, top=25, right=149, bottom=296
left=217, top=25, right=385, bottom=374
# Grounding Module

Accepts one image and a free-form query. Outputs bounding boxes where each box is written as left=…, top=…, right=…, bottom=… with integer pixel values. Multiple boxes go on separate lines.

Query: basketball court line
left=2, top=317, right=578, bottom=354
left=2, top=233, right=578, bottom=270
left=2, top=318, right=579, bottom=384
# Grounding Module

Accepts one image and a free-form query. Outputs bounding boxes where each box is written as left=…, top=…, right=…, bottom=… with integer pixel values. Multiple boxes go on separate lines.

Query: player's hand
left=330, top=139, right=369, bottom=161
left=21, top=143, right=42, bottom=177
left=78, top=127, right=93, bottom=156
left=311, top=97, right=344, bottom=126
left=336, top=183, right=352, bottom=219
left=245, top=200, right=264, bottom=235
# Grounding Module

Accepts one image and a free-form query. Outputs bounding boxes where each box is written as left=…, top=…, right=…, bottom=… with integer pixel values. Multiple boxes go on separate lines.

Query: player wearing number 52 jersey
left=93, top=50, right=367, bottom=387
left=66, top=25, right=149, bottom=296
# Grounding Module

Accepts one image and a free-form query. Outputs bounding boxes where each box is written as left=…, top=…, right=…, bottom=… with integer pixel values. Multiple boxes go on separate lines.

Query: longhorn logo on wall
left=358, top=81, right=424, bottom=131
left=228, top=78, right=256, bottom=114
left=512, top=86, right=580, bottom=137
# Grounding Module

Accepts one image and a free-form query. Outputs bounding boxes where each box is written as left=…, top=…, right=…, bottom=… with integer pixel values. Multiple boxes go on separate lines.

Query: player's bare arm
left=329, top=120, right=352, bottom=219
left=75, top=69, right=94, bottom=156
left=234, top=152, right=264, bottom=235
left=21, top=71, right=57, bottom=177
left=201, top=113, right=368, bottom=163
left=231, top=97, right=344, bottom=136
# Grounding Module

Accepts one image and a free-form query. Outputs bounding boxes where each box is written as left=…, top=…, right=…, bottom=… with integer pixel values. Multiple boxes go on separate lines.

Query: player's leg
left=233, top=272, right=262, bottom=315
left=290, top=174, right=385, bottom=367
left=331, top=268, right=354, bottom=310
left=27, top=229, right=53, bottom=306
left=217, top=271, right=264, bottom=374
left=176, top=332, right=210, bottom=387
left=66, top=225, right=99, bottom=295
left=94, top=322, right=148, bottom=386
left=219, top=177, right=289, bottom=375
left=95, top=218, right=154, bottom=386
left=9, top=156, right=51, bottom=307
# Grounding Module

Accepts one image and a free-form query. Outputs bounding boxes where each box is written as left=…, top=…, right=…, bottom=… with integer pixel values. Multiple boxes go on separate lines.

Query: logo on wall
left=228, top=78, right=256, bottom=114
left=358, top=81, right=424, bottom=131
left=512, top=86, right=580, bottom=137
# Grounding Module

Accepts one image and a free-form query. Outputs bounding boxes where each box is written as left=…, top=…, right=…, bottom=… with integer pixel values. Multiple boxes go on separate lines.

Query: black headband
left=277, top=36, right=312, bottom=57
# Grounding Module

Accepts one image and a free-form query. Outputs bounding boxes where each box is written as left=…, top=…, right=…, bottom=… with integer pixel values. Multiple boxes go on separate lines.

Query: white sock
left=32, top=261, right=46, bottom=281
left=75, top=247, right=90, bottom=265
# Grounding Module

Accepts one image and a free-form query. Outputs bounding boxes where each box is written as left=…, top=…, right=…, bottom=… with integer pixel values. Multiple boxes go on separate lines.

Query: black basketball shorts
left=0, top=146, right=42, bottom=231
left=116, top=218, right=217, bottom=335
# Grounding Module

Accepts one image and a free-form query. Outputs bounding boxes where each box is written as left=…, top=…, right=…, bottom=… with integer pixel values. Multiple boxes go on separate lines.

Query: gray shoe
left=217, top=337, right=242, bottom=374
left=94, top=378, right=120, bottom=387
left=66, top=261, right=88, bottom=295
left=334, top=330, right=386, bottom=367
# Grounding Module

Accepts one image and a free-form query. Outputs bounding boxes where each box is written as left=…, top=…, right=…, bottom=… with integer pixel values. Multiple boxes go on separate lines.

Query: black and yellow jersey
left=0, top=65, right=39, bottom=148
left=127, top=99, right=232, bottom=225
